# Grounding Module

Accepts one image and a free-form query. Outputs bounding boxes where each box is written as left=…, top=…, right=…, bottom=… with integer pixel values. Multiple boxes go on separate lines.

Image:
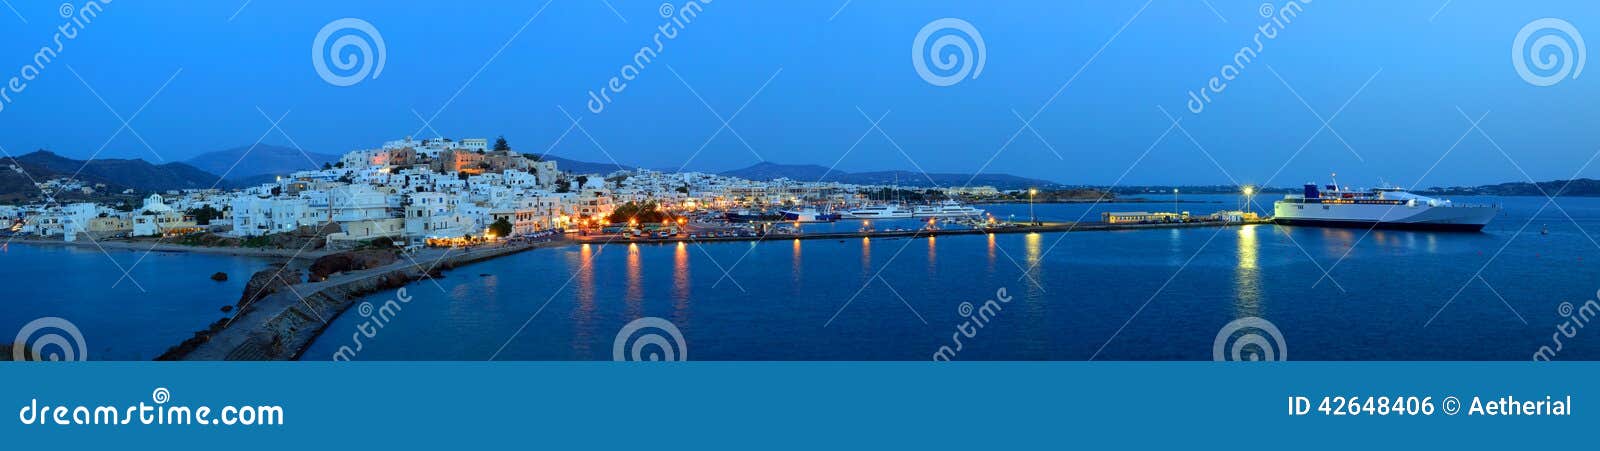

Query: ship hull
left=913, top=211, right=984, bottom=218
left=1273, top=202, right=1497, bottom=232
left=781, top=211, right=840, bottom=223
left=1272, top=218, right=1487, bottom=232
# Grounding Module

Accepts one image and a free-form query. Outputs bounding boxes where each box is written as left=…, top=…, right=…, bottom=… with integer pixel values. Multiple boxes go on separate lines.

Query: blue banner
left=0, top=363, right=1588, bottom=448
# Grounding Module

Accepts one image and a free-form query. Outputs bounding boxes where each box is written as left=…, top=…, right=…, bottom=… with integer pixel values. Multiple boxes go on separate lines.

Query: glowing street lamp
left=1028, top=188, right=1039, bottom=225
left=1240, top=185, right=1257, bottom=215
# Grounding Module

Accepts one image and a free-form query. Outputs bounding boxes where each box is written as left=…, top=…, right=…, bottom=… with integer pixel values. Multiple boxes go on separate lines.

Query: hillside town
left=0, top=136, right=1017, bottom=248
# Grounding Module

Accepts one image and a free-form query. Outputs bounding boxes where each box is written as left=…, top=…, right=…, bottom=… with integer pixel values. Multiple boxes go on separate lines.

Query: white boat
left=780, top=208, right=841, bottom=223
left=1273, top=183, right=1497, bottom=231
left=913, top=200, right=985, bottom=218
left=844, top=203, right=914, bottom=219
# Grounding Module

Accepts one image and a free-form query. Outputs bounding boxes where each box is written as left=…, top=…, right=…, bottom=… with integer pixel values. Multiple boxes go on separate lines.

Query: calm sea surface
left=10, top=194, right=1600, bottom=361
left=298, top=194, right=1600, bottom=361
left=0, top=243, right=269, bottom=360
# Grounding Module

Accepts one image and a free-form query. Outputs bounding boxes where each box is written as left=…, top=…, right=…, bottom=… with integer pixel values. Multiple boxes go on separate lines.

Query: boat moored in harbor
left=1273, top=183, right=1497, bottom=231
left=913, top=200, right=985, bottom=218
left=781, top=208, right=841, bottom=223
left=844, top=203, right=914, bottom=219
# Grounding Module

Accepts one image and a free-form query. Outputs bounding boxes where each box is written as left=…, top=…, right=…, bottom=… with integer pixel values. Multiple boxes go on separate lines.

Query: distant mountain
left=719, top=162, right=1060, bottom=189
left=541, top=155, right=634, bottom=174
left=4, top=150, right=223, bottom=192
left=185, top=144, right=338, bottom=180
left=1422, top=178, right=1600, bottom=197
left=722, top=162, right=834, bottom=181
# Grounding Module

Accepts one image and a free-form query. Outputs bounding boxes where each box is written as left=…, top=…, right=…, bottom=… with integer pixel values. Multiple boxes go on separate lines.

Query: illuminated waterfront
left=301, top=195, right=1600, bottom=361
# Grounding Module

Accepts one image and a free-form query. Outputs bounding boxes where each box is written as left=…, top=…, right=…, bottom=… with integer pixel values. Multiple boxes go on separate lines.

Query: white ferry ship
left=844, top=203, right=914, bottom=219
left=912, top=200, right=985, bottom=218
left=1273, top=183, right=1497, bottom=231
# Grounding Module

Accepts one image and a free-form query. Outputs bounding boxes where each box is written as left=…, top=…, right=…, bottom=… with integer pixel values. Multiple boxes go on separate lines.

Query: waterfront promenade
left=572, top=219, right=1270, bottom=245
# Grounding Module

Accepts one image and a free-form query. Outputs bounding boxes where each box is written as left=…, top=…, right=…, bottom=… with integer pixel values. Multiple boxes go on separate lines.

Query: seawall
left=167, top=241, right=555, bottom=361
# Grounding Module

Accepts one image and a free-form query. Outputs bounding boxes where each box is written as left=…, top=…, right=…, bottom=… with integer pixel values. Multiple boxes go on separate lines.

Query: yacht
left=844, top=204, right=914, bottom=219
left=780, top=208, right=841, bottom=223
left=913, top=200, right=985, bottom=218
left=1273, top=183, right=1497, bottom=231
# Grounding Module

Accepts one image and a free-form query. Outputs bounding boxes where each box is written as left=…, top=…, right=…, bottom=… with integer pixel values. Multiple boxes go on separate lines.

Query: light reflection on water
left=626, top=243, right=642, bottom=318
left=1234, top=224, right=1261, bottom=319
left=297, top=196, right=1600, bottom=361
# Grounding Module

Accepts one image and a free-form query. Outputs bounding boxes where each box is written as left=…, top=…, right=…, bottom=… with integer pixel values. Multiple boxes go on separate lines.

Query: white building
left=132, top=194, right=196, bottom=237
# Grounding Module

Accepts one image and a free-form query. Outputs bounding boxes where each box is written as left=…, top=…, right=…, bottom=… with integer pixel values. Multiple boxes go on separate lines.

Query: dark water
left=300, top=194, right=1600, bottom=361
left=0, top=244, right=270, bottom=360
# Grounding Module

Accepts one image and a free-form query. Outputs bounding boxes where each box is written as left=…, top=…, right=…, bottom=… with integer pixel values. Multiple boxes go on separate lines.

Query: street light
left=1028, top=188, right=1039, bottom=225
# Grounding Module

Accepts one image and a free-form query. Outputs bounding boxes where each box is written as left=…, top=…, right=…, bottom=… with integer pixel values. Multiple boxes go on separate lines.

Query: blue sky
left=0, top=0, right=1597, bottom=187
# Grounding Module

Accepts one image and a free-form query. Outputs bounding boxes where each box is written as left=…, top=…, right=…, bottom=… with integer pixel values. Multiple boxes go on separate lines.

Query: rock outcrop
left=307, top=250, right=399, bottom=282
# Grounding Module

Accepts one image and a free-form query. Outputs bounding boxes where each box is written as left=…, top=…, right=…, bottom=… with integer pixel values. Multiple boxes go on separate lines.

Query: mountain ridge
left=184, top=144, right=339, bottom=180
left=3, top=150, right=224, bottom=192
left=717, top=161, right=1060, bottom=189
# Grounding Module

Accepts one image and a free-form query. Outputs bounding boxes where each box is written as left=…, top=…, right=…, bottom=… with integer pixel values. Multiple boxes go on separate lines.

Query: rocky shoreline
left=7, top=238, right=334, bottom=259
left=159, top=241, right=564, bottom=361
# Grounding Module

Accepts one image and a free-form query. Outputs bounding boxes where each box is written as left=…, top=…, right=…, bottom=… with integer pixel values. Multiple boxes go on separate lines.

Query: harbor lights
left=1241, top=185, right=1256, bottom=213
left=1028, top=188, right=1039, bottom=225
